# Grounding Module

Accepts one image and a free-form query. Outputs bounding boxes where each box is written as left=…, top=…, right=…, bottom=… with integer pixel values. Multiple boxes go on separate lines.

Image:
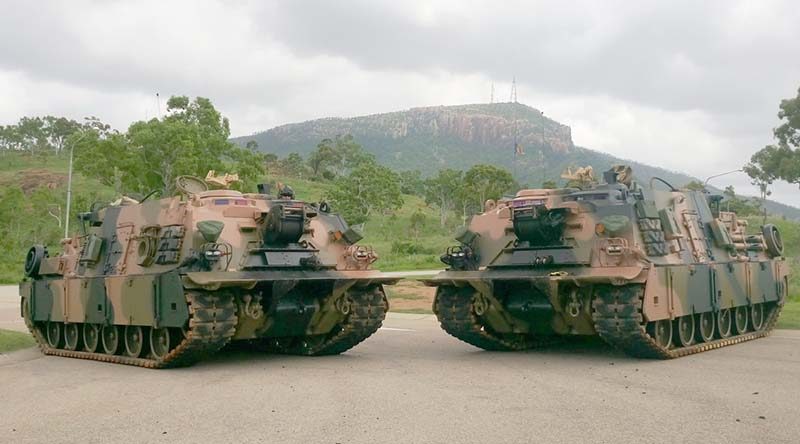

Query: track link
left=276, top=285, right=389, bottom=356
left=24, top=291, right=238, bottom=369
left=434, top=286, right=554, bottom=351
left=592, top=284, right=783, bottom=359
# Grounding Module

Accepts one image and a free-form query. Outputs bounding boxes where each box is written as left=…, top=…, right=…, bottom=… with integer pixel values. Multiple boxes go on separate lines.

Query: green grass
left=0, top=329, right=35, bottom=353
left=361, top=194, right=455, bottom=271
left=778, top=301, right=800, bottom=329
left=271, top=176, right=330, bottom=202
left=0, top=152, right=116, bottom=283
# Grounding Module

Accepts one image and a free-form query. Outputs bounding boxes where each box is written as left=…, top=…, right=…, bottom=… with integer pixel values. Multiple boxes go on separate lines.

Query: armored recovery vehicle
left=20, top=174, right=396, bottom=368
left=426, top=166, right=788, bottom=358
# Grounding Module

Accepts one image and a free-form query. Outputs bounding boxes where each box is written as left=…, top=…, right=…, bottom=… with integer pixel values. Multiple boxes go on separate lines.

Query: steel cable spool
left=264, top=203, right=305, bottom=245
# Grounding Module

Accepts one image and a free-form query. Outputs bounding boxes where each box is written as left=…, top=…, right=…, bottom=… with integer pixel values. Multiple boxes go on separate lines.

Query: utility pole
left=156, top=92, right=161, bottom=119
left=64, top=132, right=88, bottom=238
left=490, top=83, right=494, bottom=104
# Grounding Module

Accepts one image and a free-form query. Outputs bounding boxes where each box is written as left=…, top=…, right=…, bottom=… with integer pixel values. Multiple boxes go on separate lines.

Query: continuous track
left=592, top=284, right=782, bottom=359
left=24, top=291, right=237, bottom=369
left=270, top=285, right=389, bottom=356
left=433, top=286, right=555, bottom=351
left=432, top=283, right=781, bottom=357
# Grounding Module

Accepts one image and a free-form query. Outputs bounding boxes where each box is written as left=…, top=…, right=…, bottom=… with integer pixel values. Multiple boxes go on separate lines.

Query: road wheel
left=734, top=306, right=749, bottom=334
left=717, top=309, right=733, bottom=338
left=101, top=325, right=120, bottom=355
left=46, top=321, right=63, bottom=348
left=698, top=312, right=715, bottom=342
left=149, top=327, right=174, bottom=360
left=63, top=323, right=81, bottom=351
left=750, top=304, right=765, bottom=331
left=83, top=323, right=100, bottom=352
left=676, top=315, right=696, bottom=347
left=648, top=319, right=672, bottom=349
left=124, top=326, right=146, bottom=358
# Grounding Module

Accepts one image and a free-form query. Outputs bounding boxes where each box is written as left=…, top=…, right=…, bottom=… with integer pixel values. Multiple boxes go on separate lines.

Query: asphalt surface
left=2, top=285, right=800, bottom=444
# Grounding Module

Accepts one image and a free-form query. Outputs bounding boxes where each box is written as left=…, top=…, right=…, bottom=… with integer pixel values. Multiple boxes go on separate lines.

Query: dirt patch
left=4, top=169, right=67, bottom=194
left=386, top=280, right=435, bottom=313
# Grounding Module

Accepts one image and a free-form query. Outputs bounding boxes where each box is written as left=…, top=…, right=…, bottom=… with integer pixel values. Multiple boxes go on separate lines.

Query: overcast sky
left=1, top=0, right=799, bottom=205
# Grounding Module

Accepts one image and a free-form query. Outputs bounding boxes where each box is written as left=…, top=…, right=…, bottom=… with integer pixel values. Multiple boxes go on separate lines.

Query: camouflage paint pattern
left=426, top=166, right=788, bottom=356
left=20, top=177, right=396, bottom=367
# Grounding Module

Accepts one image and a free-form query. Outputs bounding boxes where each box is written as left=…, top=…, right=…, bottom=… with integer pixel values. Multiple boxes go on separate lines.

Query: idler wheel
left=83, top=324, right=100, bottom=352
left=63, top=323, right=81, bottom=351
left=124, top=326, right=147, bottom=358
left=101, top=325, right=121, bottom=355
left=648, top=319, right=673, bottom=349
left=676, top=315, right=696, bottom=347
left=734, top=306, right=749, bottom=334
left=750, top=304, right=766, bottom=331
left=717, top=309, right=733, bottom=338
left=150, top=327, right=173, bottom=360
left=46, top=321, right=63, bottom=349
left=698, top=312, right=716, bottom=342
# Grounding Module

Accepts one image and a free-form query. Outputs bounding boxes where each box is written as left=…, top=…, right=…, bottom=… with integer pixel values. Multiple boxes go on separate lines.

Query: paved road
left=0, top=284, right=25, bottom=332
left=2, top=287, right=800, bottom=444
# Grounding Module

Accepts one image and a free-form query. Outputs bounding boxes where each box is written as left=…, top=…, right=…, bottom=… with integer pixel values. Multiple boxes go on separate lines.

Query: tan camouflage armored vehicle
left=426, top=166, right=788, bottom=358
left=20, top=174, right=396, bottom=368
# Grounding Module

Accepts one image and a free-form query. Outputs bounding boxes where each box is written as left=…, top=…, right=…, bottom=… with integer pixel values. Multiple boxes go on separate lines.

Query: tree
left=326, top=162, right=403, bottom=225
left=541, top=180, right=558, bottom=189
left=264, top=153, right=279, bottom=173
left=463, top=164, right=515, bottom=210
left=409, top=209, right=426, bottom=240
left=424, top=169, right=463, bottom=227
left=745, top=86, right=800, bottom=189
left=398, top=170, right=425, bottom=196
left=683, top=180, right=706, bottom=191
left=73, top=96, right=264, bottom=196
left=0, top=115, right=83, bottom=156
left=327, top=134, right=375, bottom=176
left=277, top=152, right=308, bottom=178
left=44, top=116, right=83, bottom=154
left=721, top=186, right=759, bottom=216
left=307, top=138, right=338, bottom=178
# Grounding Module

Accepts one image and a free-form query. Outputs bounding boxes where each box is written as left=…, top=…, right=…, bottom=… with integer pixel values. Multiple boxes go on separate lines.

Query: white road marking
left=381, top=327, right=415, bottom=332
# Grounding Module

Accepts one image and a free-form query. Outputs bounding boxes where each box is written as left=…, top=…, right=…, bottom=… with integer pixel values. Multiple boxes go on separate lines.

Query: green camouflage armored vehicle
left=426, top=165, right=788, bottom=358
left=20, top=173, right=396, bottom=368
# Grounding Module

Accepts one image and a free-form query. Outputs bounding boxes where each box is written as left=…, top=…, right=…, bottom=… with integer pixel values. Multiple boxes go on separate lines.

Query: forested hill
left=234, top=102, right=800, bottom=219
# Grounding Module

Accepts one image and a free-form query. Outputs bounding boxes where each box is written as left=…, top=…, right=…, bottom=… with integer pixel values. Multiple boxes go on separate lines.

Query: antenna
left=510, top=77, right=518, bottom=103
left=703, top=169, right=743, bottom=187
left=511, top=77, right=521, bottom=182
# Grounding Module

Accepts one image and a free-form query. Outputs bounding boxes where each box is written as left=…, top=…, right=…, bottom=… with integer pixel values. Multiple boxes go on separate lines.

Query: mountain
left=233, top=102, right=800, bottom=220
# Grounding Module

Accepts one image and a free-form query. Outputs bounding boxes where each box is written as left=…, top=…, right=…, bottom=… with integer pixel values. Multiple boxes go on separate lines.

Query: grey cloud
left=0, top=0, right=798, bottom=204
left=258, top=1, right=800, bottom=114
